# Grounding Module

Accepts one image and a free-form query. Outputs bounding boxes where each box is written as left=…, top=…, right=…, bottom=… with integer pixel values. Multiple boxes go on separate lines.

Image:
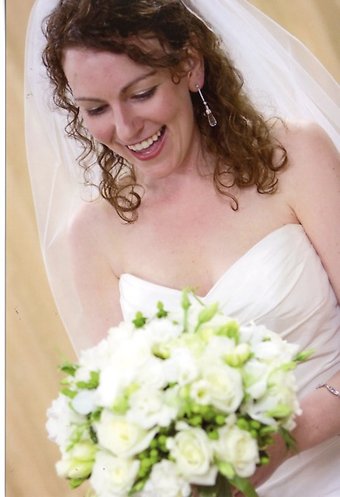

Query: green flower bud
left=207, top=430, right=219, bottom=440
left=217, top=320, right=240, bottom=342
left=198, top=303, right=219, bottom=325
left=71, top=442, right=96, bottom=462
left=250, top=420, right=261, bottom=430
left=152, top=343, right=170, bottom=359
left=267, top=404, right=292, bottom=418
left=156, top=301, right=168, bottom=318
left=68, top=460, right=93, bottom=479
left=181, top=290, right=191, bottom=310
left=133, top=312, right=147, bottom=328
left=188, top=415, right=202, bottom=426
left=215, top=415, right=226, bottom=426
left=236, top=418, right=249, bottom=431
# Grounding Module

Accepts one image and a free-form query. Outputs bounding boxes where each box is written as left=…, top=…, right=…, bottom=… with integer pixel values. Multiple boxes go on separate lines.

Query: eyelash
left=86, top=105, right=108, bottom=116
left=131, top=86, right=157, bottom=101
left=85, top=86, right=158, bottom=116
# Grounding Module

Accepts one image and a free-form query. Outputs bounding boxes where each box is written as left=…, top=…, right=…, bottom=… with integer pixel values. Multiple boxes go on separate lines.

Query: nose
left=113, top=102, right=143, bottom=144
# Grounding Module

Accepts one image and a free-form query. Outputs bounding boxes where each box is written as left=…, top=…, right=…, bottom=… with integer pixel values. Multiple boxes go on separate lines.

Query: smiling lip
left=126, top=126, right=166, bottom=161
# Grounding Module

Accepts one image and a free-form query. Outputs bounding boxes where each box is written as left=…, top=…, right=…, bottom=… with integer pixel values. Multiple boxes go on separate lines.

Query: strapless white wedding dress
left=119, top=224, right=340, bottom=497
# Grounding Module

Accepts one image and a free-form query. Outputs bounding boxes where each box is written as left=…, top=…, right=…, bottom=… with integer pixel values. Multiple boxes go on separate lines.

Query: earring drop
left=196, top=84, right=217, bottom=127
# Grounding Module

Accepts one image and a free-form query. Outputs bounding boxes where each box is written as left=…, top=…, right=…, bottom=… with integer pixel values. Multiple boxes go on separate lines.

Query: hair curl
left=42, top=0, right=287, bottom=222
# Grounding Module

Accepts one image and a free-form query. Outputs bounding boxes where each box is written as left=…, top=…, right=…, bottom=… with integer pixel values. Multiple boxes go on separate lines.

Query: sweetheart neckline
left=119, top=223, right=304, bottom=299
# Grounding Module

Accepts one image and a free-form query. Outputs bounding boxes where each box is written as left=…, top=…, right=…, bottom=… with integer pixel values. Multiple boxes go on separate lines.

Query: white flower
left=96, top=333, right=161, bottom=407
left=46, top=394, right=86, bottom=449
left=167, top=428, right=216, bottom=484
left=164, top=347, right=199, bottom=386
left=200, top=364, right=243, bottom=413
left=95, top=411, right=157, bottom=457
left=144, top=318, right=182, bottom=345
left=245, top=368, right=300, bottom=428
left=56, top=441, right=96, bottom=479
left=140, top=460, right=191, bottom=497
left=72, top=389, right=97, bottom=415
left=90, top=451, right=139, bottom=497
left=214, top=425, right=259, bottom=478
left=190, top=379, right=212, bottom=405
left=243, top=359, right=270, bottom=399
left=127, top=386, right=178, bottom=429
left=201, top=335, right=236, bottom=364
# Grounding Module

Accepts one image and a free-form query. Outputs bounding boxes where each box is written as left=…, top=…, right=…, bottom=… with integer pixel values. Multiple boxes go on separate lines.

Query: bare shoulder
left=69, top=197, right=124, bottom=252
left=273, top=120, right=339, bottom=177
left=273, top=120, right=340, bottom=300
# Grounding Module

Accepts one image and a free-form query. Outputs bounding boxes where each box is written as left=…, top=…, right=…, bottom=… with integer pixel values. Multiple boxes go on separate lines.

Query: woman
left=25, top=0, right=340, bottom=496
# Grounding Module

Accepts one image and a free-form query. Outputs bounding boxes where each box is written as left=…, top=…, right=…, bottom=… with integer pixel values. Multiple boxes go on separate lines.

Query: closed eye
left=131, top=86, right=157, bottom=101
left=86, top=104, right=109, bottom=116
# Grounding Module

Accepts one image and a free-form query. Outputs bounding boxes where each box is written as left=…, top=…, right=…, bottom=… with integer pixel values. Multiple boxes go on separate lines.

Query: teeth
left=127, top=128, right=162, bottom=152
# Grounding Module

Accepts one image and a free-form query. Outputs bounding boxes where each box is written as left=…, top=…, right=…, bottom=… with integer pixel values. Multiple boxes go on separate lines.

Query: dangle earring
left=195, top=84, right=217, bottom=127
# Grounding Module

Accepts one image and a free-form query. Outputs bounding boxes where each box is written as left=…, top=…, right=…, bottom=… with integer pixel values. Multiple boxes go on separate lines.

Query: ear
left=185, top=48, right=205, bottom=92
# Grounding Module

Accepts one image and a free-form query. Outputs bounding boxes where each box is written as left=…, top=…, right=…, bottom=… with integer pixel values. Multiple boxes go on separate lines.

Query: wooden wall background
left=6, top=1, right=339, bottom=496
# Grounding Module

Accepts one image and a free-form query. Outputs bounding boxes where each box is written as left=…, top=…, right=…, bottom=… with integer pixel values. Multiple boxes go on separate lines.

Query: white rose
left=46, top=394, right=86, bottom=449
left=167, top=428, right=216, bottom=484
left=90, top=451, right=139, bottom=497
left=214, top=425, right=259, bottom=478
left=140, top=460, right=191, bottom=497
left=95, top=411, right=157, bottom=457
left=201, top=364, right=243, bottom=413
left=127, top=386, right=178, bottom=429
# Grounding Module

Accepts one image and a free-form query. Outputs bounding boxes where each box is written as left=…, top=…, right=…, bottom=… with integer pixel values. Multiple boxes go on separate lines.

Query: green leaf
left=293, top=349, right=314, bottom=363
left=229, top=475, right=259, bottom=497
left=60, top=362, right=78, bottom=377
left=61, top=387, right=77, bottom=399
left=76, top=371, right=100, bottom=390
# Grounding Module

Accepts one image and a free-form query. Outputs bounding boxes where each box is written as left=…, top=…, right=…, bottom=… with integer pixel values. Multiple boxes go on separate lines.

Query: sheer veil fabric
left=25, top=0, right=340, bottom=353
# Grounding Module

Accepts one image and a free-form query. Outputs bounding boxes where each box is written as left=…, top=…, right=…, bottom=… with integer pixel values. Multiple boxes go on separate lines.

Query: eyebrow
left=74, top=69, right=157, bottom=102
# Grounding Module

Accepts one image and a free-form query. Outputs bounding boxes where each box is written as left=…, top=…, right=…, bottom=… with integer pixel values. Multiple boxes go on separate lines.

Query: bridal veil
left=25, top=0, right=340, bottom=353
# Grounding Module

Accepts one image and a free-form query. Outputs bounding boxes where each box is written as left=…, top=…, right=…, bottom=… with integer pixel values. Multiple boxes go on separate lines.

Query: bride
left=25, top=0, right=339, bottom=495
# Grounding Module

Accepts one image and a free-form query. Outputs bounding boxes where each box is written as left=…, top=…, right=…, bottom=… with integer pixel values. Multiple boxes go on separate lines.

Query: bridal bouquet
left=46, top=291, right=311, bottom=497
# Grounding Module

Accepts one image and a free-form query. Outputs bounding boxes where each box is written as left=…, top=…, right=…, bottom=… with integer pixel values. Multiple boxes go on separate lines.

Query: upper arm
left=282, top=122, right=340, bottom=301
left=68, top=202, right=123, bottom=349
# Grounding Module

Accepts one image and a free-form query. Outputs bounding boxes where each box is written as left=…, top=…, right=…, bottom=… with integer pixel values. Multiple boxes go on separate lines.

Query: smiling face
left=63, top=47, right=204, bottom=182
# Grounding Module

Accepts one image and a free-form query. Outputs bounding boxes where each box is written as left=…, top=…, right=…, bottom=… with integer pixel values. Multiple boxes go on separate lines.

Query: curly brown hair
left=42, top=0, right=287, bottom=222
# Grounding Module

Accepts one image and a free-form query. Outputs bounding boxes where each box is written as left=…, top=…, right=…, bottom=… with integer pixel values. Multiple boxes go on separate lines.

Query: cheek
left=81, top=114, right=114, bottom=145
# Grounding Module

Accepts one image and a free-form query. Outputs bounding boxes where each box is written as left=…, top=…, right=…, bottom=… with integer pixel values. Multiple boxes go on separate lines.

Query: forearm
left=291, top=371, right=340, bottom=453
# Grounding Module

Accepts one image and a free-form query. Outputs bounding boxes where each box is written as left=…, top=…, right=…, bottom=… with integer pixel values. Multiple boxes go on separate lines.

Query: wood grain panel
left=6, top=1, right=339, bottom=496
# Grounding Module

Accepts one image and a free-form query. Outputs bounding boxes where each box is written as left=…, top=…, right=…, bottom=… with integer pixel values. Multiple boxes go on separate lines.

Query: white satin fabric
left=120, top=224, right=340, bottom=497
